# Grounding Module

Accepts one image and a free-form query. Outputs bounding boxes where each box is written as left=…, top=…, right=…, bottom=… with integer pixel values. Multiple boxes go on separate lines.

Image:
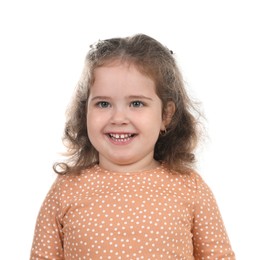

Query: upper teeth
left=110, top=133, right=132, bottom=139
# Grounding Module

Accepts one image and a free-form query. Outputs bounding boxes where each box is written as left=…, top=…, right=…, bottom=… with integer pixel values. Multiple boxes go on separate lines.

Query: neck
left=98, top=159, right=161, bottom=173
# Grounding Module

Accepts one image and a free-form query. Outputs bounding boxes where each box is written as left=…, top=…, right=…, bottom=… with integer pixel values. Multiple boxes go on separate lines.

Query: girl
left=30, top=34, right=235, bottom=259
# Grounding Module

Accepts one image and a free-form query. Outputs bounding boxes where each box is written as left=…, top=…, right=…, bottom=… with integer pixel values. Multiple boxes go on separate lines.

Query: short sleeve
left=192, top=174, right=235, bottom=259
left=30, top=176, right=64, bottom=260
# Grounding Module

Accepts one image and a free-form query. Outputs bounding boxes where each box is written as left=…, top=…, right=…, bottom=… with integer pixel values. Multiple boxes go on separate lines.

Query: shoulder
left=166, top=166, right=203, bottom=186
left=48, top=165, right=98, bottom=196
left=163, top=165, right=210, bottom=196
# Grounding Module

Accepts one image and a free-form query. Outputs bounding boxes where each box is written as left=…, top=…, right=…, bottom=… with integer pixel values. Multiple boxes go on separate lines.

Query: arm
left=30, top=177, right=64, bottom=260
left=192, top=174, right=235, bottom=259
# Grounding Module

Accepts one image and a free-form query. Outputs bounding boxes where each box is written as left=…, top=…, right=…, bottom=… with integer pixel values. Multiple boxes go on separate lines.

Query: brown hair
left=54, top=34, right=203, bottom=175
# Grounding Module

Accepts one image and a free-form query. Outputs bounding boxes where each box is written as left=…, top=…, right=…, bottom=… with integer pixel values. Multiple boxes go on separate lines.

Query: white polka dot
left=30, top=164, right=235, bottom=259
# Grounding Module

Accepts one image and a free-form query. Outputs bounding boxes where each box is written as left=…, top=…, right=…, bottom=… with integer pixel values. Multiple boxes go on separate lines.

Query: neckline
left=93, top=162, right=165, bottom=176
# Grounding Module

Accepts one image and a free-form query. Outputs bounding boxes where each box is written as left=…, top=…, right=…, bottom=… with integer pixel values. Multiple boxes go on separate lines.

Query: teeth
left=110, top=133, right=133, bottom=139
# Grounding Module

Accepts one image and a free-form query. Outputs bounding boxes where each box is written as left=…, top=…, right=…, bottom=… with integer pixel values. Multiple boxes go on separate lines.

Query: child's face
left=86, top=62, right=166, bottom=172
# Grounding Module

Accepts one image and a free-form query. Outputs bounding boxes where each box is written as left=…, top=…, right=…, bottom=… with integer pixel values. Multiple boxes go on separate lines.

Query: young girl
left=30, top=34, right=235, bottom=259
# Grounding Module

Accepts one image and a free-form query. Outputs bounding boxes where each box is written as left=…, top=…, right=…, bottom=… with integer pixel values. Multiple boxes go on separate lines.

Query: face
left=87, top=62, right=166, bottom=172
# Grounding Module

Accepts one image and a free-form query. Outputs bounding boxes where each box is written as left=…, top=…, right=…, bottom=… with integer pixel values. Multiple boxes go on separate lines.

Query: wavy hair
left=53, top=34, right=203, bottom=175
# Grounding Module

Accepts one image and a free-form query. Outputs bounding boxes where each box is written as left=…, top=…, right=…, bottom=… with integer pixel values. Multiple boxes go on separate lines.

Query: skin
left=87, top=61, right=173, bottom=173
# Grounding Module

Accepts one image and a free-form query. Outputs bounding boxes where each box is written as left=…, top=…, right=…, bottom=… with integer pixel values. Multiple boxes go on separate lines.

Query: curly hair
left=53, top=34, right=202, bottom=175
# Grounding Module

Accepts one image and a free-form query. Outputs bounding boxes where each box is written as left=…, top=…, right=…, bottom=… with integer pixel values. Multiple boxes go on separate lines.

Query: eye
left=97, top=101, right=111, bottom=108
left=130, top=101, right=144, bottom=107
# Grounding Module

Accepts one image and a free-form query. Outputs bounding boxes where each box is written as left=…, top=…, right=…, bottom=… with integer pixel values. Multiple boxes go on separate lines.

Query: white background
left=0, top=0, right=268, bottom=259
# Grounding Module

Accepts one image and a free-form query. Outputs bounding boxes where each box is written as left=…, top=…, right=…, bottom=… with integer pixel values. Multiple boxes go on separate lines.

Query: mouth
left=107, top=133, right=137, bottom=142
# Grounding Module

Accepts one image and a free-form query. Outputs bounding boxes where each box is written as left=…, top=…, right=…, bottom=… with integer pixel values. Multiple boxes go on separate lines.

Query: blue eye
left=131, top=101, right=144, bottom=107
left=97, top=101, right=110, bottom=108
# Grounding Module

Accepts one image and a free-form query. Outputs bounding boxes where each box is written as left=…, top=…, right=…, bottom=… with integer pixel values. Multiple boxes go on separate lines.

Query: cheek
left=86, top=118, right=100, bottom=150
left=86, top=112, right=108, bottom=140
left=87, top=110, right=102, bottom=126
left=140, top=112, right=163, bottom=133
left=86, top=113, right=98, bottom=138
left=86, top=113, right=92, bottom=131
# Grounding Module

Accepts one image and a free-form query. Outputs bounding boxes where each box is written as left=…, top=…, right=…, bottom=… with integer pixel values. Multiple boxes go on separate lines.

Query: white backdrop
left=0, top=1, right=268, bottom=259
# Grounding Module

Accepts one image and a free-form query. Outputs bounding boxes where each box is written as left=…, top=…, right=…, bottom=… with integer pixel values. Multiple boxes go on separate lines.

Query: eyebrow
left=90, top=95, right=153, bottom=101
left=90, top=96, right=111, bottom=101
left=128, top=95, right=153, bottom=101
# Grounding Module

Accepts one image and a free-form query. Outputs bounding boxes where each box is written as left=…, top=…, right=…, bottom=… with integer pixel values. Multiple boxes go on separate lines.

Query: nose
left=110, top=106, right=129, bottom=125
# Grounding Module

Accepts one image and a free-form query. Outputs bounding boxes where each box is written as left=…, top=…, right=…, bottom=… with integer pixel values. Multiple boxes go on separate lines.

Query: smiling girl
left=30, top=34, right=235, bottom=259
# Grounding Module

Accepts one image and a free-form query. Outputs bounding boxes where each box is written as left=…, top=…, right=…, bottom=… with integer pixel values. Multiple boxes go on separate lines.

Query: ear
left=161, top=101, right=176, bottom=130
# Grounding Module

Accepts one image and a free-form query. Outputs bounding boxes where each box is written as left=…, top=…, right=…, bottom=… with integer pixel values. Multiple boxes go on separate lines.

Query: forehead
left=90, top=62, right=158, bottom=97
left=93, top=58, right=156, bottom=83
left=93, top=63, right=155, bottom=85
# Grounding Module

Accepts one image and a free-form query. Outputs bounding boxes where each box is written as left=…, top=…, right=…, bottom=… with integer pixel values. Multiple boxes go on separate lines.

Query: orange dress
left=30, top=164, right=235, bottom=259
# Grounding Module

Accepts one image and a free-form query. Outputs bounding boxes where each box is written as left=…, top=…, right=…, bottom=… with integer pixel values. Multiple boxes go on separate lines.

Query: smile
left=108, top=133, right=136, bottom=142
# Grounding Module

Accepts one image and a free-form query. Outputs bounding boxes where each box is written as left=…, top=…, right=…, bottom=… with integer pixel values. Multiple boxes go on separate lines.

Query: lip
left=105, top=132, right=137, bottom=145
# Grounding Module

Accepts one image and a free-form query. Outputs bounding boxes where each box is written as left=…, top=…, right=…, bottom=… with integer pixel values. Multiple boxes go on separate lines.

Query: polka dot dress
left=30, top=164, right=235, bottom=259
